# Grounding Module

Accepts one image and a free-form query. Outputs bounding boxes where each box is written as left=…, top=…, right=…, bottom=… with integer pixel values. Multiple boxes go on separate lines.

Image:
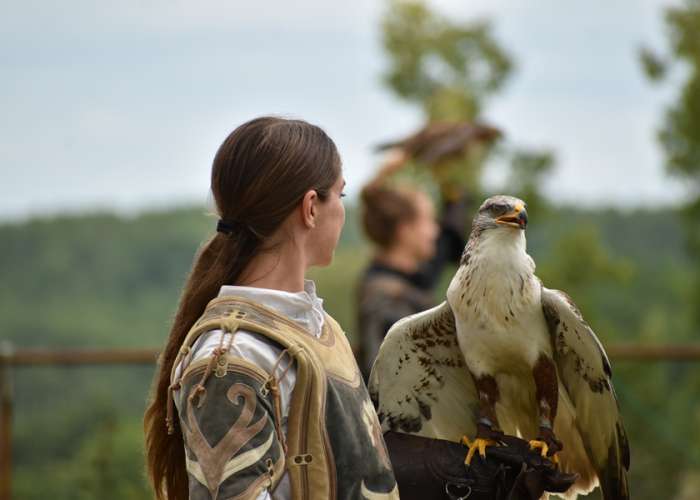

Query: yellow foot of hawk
left=529, top=439, right=560, bottom=465
left=461, top=435, right=498, bottom=466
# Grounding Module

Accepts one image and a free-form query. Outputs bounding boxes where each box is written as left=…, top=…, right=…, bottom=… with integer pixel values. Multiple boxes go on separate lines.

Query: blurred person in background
left=356, top=157, right=470, bottom=380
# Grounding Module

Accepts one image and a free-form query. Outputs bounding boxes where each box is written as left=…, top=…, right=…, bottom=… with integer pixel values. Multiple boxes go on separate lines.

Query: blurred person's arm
left=414, top=194, right=471, bottom=290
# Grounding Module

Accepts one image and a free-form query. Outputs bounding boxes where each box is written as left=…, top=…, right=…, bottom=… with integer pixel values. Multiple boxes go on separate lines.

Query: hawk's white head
left=467, top=193, right=532, bottom=262
left=447, top=195, right=537, bottom=326
left=473, top=194, right=528, bottom=233
left=465, top=195, right=530, bottom=263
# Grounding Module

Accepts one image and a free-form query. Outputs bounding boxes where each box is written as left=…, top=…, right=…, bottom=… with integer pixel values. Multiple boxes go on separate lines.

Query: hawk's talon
left=529, top=439, right=560, bottom=467
left=461, top=435, right=497, bottom=466
left=529, top=439, right=549, bottom=457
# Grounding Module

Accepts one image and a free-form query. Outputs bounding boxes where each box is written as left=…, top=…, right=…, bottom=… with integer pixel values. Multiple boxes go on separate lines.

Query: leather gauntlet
left=384, top=431, right=577, bottom=500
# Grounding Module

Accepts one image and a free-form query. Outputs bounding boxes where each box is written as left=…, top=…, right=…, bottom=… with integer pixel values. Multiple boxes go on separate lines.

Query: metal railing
left=1, top=343, right=700, bottom=500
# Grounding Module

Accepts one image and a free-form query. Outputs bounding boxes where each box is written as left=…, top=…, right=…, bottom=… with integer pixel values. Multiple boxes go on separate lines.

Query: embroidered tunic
left=170, top=281, right=398, bottom=499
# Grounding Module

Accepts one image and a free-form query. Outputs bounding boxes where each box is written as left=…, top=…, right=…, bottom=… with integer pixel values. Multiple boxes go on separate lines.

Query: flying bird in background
left=374, top=121, right=501, bottom=165
left=369, top=195, right=630, bottom=500
left=371, top=121, right=501, bottom=201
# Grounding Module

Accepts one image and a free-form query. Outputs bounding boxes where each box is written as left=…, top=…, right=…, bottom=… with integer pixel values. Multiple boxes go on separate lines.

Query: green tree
left=505, top=149, right=556, bottom=218
left=380, top=0, right=516, bottom=205
left=640, top=0, right=700, bottom=326
left=381, top=0, right=512, bottom=121
left=639, top=5, right=700, bottom=486
left=379, top=0, right=554, bottom=208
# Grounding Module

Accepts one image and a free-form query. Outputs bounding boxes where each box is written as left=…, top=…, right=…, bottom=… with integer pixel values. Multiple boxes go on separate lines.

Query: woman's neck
left=237, top=242, right=307, bottom=293
left=375, top=245, right=420, bottom=274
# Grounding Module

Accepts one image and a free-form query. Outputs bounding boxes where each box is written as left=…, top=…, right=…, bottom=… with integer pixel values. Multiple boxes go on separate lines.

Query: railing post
left=0, top=341, right=14, bottom=500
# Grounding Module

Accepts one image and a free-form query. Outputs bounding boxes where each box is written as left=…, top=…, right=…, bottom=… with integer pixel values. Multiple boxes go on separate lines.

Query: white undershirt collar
left=217, top=279, right=325, bottom=338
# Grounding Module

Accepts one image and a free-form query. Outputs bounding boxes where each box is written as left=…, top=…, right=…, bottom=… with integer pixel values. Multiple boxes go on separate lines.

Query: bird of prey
left=375, top=121, right=502, bottom=166
left=372, top=121, right=501, bottom=200
left=369, top=195, right=630, bottom=500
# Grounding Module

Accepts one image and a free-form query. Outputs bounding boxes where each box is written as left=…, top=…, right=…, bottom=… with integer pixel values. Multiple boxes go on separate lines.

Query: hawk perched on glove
left=369, top=195, right=630, bottom=500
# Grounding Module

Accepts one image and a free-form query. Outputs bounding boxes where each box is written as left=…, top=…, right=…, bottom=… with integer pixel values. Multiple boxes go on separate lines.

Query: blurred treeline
left=2, top=0, right=700, bottom=499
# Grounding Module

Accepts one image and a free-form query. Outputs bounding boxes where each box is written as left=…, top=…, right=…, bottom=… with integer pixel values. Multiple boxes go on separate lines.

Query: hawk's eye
left=491, top=203, right=508, bottom=213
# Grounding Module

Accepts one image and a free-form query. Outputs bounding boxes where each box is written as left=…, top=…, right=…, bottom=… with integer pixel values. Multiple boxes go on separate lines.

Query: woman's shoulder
left=172, top=327, right=292, bottom=384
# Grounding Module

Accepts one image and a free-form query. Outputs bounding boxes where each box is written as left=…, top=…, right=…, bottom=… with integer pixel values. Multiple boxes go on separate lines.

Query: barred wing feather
left=368, top=301, right=478, bottom=442
left=542, top=287, right=630, bottom=500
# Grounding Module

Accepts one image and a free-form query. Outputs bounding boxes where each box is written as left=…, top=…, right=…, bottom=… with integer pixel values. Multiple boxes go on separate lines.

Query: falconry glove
left=384, top=431, right=577, bottom=500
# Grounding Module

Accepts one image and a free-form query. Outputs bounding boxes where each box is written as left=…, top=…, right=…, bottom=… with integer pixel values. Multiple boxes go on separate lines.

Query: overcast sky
left=0, top=0, right=691, bottom=222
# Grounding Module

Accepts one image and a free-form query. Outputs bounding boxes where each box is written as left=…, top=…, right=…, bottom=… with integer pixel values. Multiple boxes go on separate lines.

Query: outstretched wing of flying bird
left=370, top=121, right=502, bottom=190
left=375, top=121, right=501, bottom=165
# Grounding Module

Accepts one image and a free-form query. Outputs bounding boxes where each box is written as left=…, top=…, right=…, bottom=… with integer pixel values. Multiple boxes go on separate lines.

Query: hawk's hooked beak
left=496, top=204, right=528, bottom=230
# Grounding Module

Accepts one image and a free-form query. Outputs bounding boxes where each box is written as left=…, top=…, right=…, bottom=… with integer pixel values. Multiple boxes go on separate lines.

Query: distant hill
left=0, top=203, right=689, bottom=347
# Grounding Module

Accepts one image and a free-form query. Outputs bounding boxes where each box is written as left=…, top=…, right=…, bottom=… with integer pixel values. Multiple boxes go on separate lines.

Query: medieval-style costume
left=168, top=281, right=398, bottom=499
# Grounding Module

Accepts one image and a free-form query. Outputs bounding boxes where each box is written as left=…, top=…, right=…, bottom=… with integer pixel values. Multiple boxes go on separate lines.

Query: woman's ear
left=301, top=190, right=318, bottom=229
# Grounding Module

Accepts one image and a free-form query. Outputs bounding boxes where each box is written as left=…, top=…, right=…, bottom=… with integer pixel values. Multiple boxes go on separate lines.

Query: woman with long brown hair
left=144, top=116, right=398, bottom=500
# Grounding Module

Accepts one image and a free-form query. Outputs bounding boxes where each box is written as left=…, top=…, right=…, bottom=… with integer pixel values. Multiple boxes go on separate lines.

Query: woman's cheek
left=339, top=202, right=346, bottom=230
left=333, top=199, right=345, bottom=234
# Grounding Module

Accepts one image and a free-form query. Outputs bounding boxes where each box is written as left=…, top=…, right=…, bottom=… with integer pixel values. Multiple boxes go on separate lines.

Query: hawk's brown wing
left=369, top=301, right=478, bottom=442
left=541, top=287, right=630, bottom=500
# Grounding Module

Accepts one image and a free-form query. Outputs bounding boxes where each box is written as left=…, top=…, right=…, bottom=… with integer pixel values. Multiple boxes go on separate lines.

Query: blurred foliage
left=504, top=149, right=556, bottom=216
left=13, top=414, right=152, bottom=500
left=381, top=0, right=512, bottom=121
left=536, top=223, right=635, bottom=327
left=1, top=201, right=697, bottom=499
left=640, top=0, right=700, bottom=328
left=654, top=1, right=700, bottom=182
left=639, top=46, right=668, bottom=82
